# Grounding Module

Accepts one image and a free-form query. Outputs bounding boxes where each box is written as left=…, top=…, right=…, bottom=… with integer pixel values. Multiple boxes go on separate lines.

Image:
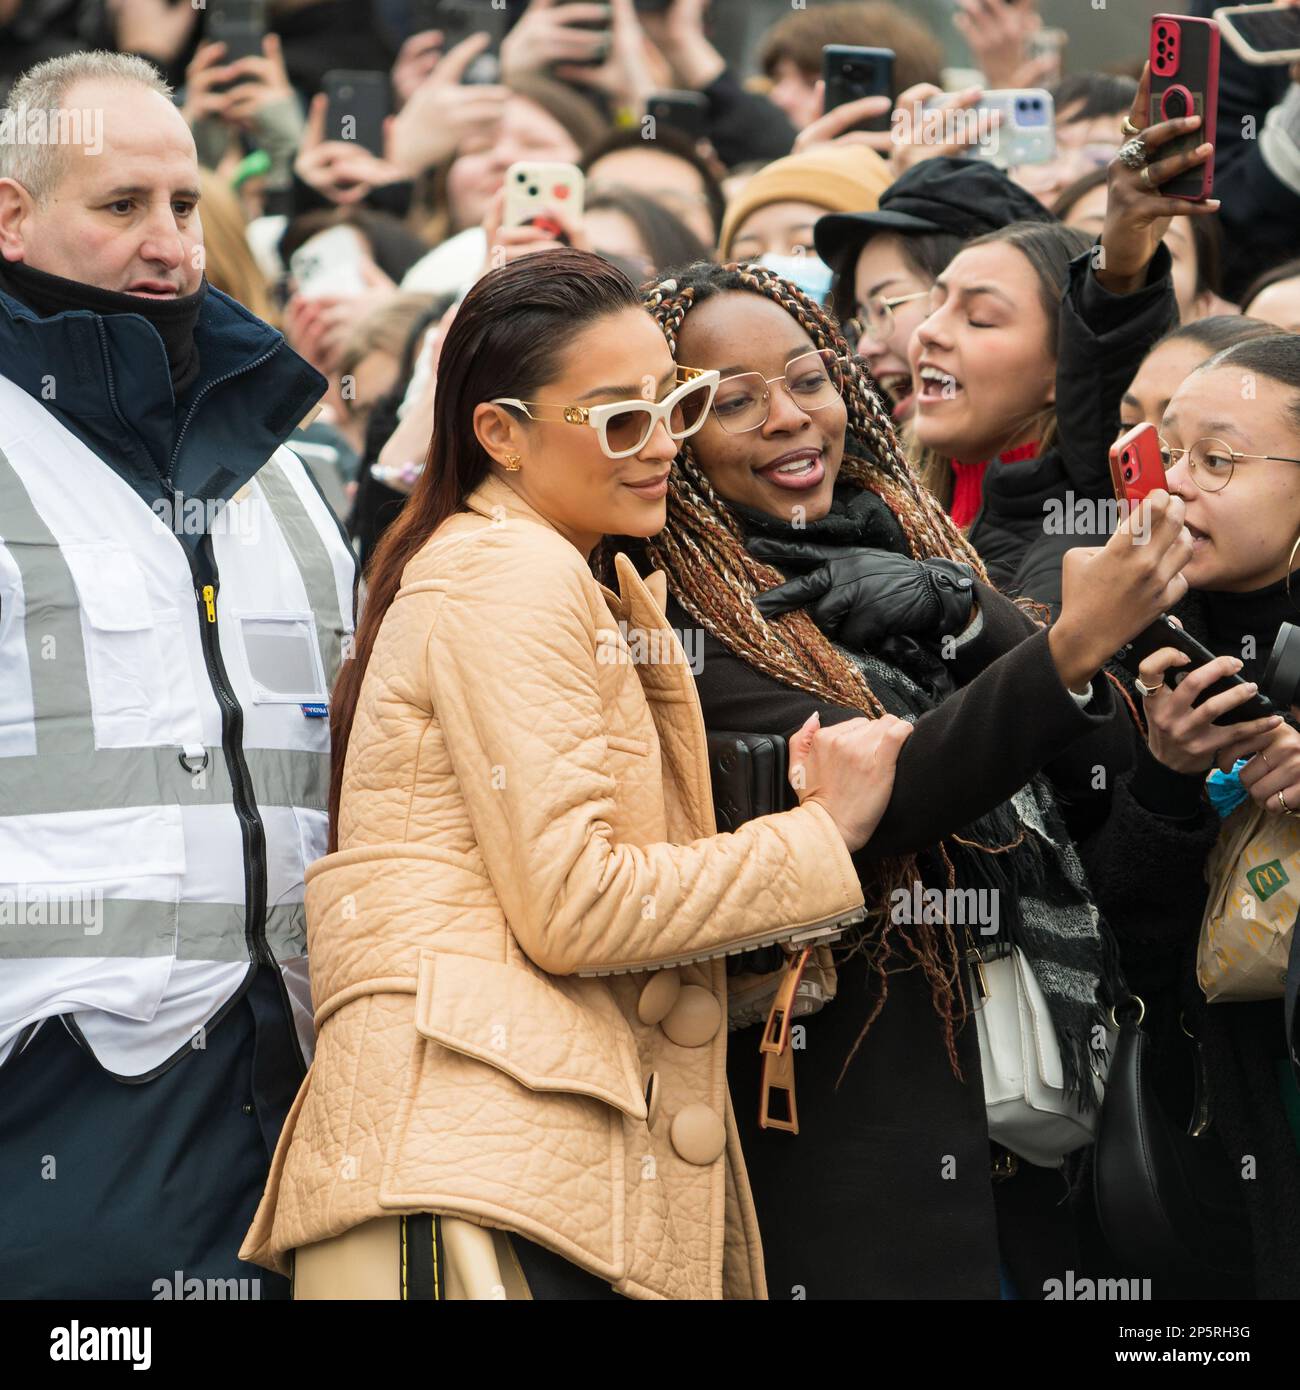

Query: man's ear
left=473, top=401, right=525, bottom=468
left=0, top=178, right=33, bottom=262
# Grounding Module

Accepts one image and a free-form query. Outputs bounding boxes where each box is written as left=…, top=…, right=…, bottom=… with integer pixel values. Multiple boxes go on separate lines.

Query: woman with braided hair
left=633, top=259, right=1196, bottom=1298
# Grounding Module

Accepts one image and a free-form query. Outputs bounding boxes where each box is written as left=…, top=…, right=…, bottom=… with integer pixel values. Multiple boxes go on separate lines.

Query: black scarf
left=0, top=259, right=207, bottom=396
left=1176, top=578, right=1298, bottom=688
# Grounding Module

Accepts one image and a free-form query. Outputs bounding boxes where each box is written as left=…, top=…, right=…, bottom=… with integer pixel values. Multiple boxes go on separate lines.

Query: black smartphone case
left=822, top=46, right=894, bottom=134
left=1114, top=616, right=1279, bottom=726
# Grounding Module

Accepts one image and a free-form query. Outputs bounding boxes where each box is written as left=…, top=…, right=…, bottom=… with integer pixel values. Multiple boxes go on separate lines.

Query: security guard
left=0, top=52, right=356, bottom=1297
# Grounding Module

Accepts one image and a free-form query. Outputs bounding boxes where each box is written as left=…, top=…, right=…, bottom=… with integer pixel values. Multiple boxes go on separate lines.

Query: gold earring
left=502, top=452, right=522, bottom=471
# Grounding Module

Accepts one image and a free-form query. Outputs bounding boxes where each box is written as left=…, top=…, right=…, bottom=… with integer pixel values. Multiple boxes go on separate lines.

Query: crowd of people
left=3, top=0, right=1300, bottom=1307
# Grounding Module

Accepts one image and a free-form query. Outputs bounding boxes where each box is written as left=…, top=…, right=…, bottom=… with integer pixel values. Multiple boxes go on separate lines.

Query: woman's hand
left=551, top=0, right=669, bottom=112
left=389, top=33, right=509, bottom=178
left=1136, top=644, right=1281, bottom=774
left=479, top=187, right=592, bottom=278
left=1050, top=491, right=1194, bottom=692
left=952, top=0, right=1057, bottom=91
left=391, top=29, right=444, bottom=108
left=500, top=0, right=614, bottom=78
left=792, top=81, right=992, bottom=183
left=295, top=93, right=409, bottom=205
left=1229, top=721, right=1300, bottom=811
left=788, top=711, right=914, bottom=852
left=1096, top=62, right=1221, bottom=295
left=107, top=0, right=199, bottom=64
left=748, top=538, right=976, bottom=651
left=641, top=0, right=724, bottom=91
left=217, top=34, right=297, bottom=134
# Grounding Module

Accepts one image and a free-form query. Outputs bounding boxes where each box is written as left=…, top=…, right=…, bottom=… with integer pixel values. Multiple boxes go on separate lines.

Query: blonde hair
left=196, top=168, right=277, bottom=325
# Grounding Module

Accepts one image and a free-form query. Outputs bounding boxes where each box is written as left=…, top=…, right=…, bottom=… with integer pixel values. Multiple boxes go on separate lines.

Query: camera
left=1265, top=622, right=1300, bottom=710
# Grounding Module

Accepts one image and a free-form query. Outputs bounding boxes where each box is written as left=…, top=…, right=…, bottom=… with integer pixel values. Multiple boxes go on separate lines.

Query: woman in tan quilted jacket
left=241, top=250, right=914, bottom=1299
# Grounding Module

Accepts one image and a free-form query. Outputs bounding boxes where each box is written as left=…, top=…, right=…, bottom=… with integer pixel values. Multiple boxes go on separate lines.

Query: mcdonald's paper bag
left=1198, top=801, right=1299, bottom=1003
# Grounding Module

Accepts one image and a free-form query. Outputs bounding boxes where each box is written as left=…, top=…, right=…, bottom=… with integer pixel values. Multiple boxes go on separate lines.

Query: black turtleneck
left=0, top=258, right=207, bottom=396
left=1191, top=578, right=1299, bottom=688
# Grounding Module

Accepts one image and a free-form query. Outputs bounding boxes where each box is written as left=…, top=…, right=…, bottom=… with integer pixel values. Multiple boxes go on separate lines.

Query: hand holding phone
left=322, top=69, right=391, bottom=158
left=1110, top=423, right=1169, bottom=507
left=503, top=161, right=586, bottom=230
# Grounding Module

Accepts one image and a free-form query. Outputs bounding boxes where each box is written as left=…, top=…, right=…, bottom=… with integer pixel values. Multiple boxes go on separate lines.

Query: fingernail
left=1232, top=659, right=1244, bottom=670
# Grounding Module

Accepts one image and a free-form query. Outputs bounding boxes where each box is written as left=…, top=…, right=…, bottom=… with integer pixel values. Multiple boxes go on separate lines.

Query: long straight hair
left=913, top=220, right=1092, bottom=508
left=326, top=250, right=641, bottom=849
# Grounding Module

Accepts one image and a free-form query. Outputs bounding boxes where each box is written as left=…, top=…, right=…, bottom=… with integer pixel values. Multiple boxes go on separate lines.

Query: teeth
left=774, top=458, right=816, bottom=474
left=920, top=367, right=959, bottom=390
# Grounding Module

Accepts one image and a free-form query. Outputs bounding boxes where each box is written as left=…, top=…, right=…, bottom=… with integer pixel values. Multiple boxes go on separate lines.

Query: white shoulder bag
left=970, top=947, right=1112, bottom=1168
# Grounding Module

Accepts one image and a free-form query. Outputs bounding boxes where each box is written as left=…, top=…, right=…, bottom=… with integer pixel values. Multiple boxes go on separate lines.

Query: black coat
left=967, top=245, right=1178, bottom=612
left=664, top=535, right=1136, bottom=1297
left=1077, top=582, right=1300, bottom=1298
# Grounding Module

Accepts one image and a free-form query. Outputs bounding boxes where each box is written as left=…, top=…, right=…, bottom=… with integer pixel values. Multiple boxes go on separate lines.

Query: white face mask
left=757, top=252, right=834, bottom=304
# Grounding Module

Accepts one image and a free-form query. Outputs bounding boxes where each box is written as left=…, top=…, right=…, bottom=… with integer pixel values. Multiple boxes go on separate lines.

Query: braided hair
left=642, top=260, right=992, bottom=1080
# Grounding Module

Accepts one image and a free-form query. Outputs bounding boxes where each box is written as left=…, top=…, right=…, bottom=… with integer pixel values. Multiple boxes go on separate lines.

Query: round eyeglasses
left=846, top=290, right=931, bottom=346
left=1155, top=435, right=1300, bottom=493
left=710, top=349, right=845, bottom=435
left=491, top=367, right=720, bottom=461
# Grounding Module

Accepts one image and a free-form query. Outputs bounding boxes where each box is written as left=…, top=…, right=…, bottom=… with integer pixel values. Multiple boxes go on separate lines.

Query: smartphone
left=976, top=89, right=1056, bottom=166
left=289, top=225, right=371, bottom=300
left=1109, top=423, right=1169, bottom=507
left=646, top=90, right=709, bottom=141
left=207, top=0, right=265, bottom=90
left=822, top=45, right=895, bottom=133
left=322, top=70, right=390, bottom=158
left=1215, top=3, right=1300, bottom=63
left=1115, top=616, right=1281, bottom=725
left=1149, top=13, right=1220, bottom=201
left=503, top=162, right=585, bottom=233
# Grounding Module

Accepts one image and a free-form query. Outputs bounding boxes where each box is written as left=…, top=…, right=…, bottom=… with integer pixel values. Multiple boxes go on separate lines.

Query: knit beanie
left=718, top=144, right=893, bottom=260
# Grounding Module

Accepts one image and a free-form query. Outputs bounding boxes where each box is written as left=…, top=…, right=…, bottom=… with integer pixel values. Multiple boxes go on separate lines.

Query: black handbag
left=706, top=731, right=796, bottom=983
left=1093, top=996, right=1252, bottom=1278
left=706, top=729, right=794, bottom=832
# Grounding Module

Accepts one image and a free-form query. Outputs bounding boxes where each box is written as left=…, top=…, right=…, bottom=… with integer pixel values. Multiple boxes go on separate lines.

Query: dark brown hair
left=326, top=249, right=640, bottom=848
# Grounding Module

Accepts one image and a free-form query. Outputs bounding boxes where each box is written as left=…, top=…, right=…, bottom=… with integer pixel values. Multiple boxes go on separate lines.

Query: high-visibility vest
left=0, top=372, right=356, bottom=1078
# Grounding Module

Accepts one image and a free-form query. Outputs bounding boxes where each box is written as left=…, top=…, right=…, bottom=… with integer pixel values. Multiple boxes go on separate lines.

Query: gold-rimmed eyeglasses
left=1153, top=434, right=1300, bottom=493
left=711, top=349, right=845, bottom=435
left=845, top=290, right=931, bottom=346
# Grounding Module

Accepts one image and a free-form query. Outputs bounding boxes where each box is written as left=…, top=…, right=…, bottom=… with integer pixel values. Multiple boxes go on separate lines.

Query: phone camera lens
left=515, top=171, right=527, bottom=182
left=527, top=185, right=539, bottom=196
left=842, top=64, right=854, bottom=76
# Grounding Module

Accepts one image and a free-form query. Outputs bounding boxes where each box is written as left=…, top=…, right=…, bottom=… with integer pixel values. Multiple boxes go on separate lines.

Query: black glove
left=748, top=537, right=976, bottom=652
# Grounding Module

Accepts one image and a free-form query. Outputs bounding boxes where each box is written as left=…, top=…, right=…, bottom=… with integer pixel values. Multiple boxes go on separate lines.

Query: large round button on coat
left=637, top=969, right=680, bottom=1025
left=660, top=984, right=722, bottom=1047
left=670, top=1104, right=726, bottom=1165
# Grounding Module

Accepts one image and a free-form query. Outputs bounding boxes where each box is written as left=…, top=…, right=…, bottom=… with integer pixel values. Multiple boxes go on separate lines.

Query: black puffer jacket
left=967, top=245, right=1178, bottom=611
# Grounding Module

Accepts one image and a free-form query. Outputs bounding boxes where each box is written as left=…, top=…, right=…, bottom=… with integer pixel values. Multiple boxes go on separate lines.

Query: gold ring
left=1278, top=788, right=1293, bottom=814
left=1134, top=677, right=1162, bottom=698
left=1260, top=751, right=1272, bottom=771
left=1121, top=116, right=1142, bottom=137
left=1140, top=165, right=1155, bottom=191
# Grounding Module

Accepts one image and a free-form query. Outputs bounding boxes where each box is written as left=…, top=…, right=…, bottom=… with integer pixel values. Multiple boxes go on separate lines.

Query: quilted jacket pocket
left=413, top=952, right=647, bottom=1119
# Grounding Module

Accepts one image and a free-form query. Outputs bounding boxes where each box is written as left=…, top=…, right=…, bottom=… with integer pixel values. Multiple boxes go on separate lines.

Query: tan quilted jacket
left=241, top=474, right=865, bottom=1299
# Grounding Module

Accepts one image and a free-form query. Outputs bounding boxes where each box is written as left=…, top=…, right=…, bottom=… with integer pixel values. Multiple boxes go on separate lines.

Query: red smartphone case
left=1110, top=424, right=1169, bottom=506
left=1149, top=14, right=1220, bottom=201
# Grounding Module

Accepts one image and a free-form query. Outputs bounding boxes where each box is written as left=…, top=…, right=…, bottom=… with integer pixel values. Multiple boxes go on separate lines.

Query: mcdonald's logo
left=1247, top=859, right=1290, bottom=902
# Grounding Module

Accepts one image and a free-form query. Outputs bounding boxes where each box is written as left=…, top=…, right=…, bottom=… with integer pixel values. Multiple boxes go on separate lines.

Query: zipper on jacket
left=168, top=343, right=281, bottom=485
left=89, top=320, right=289, bottom=968
left=190, top=535, right=272, bottom=965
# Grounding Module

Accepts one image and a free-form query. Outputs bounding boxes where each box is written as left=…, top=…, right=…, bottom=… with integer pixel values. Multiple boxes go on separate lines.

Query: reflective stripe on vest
left=0, top=426, right=352, bottom=964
